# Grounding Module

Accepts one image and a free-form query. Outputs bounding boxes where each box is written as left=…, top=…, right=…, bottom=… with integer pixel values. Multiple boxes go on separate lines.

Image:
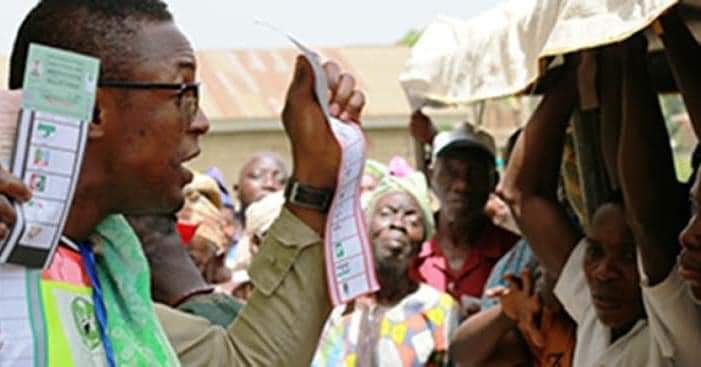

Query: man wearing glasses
left=1, top=0, right=365, bottom=366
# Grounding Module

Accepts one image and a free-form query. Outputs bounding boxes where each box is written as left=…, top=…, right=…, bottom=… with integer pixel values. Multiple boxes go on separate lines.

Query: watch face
left=285, top=180, right=333, bottom=212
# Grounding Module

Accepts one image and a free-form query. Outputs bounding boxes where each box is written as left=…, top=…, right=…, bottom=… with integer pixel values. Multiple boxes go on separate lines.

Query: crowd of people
left=2, top=1, right=701, bottom=366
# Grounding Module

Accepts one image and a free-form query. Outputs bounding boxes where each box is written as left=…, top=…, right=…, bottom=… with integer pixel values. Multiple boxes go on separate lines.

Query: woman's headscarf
left=364, top=171, right=435, bottom=242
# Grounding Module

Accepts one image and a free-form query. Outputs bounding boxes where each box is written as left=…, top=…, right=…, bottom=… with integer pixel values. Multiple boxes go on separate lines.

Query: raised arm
left=157, top=56, right=368, bottom=367
left=617, top=38, right=685, bottom=285
left=658, top=7, right=701, bottom=138
left=409, top=110, right=437, bottom=177
left=498, top=65, right=580, bottom=277
left=599, top=48, right=623, bottom=190
left=659, top=3, right=701, bottom=305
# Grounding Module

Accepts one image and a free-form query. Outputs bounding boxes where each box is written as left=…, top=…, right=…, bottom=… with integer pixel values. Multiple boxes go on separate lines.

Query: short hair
left=239, top=152, right=289, bottom=177
left=9, top=0, right=173, bottom=89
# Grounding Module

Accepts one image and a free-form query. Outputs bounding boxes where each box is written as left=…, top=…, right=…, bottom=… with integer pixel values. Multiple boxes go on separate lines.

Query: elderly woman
left=313, top=172, right=460, bottom=367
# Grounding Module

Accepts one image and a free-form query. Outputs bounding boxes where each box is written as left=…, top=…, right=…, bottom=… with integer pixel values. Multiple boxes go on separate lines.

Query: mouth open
left=386, top=238, right=408, bottom=248
left=182, top=149, right=201, bottom=163
left=591, top=294, right=621, bottom=311
left=177, top=150, right=200, bottom=185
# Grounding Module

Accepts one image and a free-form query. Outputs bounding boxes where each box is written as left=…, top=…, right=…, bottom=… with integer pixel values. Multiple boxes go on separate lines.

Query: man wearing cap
left=410, top=123, right=519, bottom=317
left=313, top=172, right=459, bottom=367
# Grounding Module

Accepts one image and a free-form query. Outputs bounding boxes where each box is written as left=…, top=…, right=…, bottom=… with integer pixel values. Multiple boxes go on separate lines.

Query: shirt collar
left=417, top=237, right=440, bottom=259
left=417, top=223, right=507, bottom=260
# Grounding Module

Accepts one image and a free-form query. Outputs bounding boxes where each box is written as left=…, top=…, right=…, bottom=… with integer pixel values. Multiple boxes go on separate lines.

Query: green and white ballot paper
left=0, top=44, right=98, bottom=268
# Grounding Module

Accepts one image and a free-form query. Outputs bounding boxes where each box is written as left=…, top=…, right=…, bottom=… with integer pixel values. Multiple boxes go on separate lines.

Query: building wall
left=187, top=125, right=416, bottom=190
left=188, top=129, right=292, bottom=188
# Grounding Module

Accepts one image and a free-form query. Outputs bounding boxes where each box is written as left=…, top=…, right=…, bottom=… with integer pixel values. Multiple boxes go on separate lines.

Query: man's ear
left=88, top=90, right=108, bottom=139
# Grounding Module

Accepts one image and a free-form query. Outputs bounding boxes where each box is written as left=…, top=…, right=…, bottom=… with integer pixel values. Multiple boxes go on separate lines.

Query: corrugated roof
left=197, top=47, right=413, bottom=120
left=1, top=46, right=414, bottom=121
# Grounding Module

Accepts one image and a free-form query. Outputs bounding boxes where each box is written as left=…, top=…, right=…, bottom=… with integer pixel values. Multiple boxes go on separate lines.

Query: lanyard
left=63, top=236, right=116, bottom=367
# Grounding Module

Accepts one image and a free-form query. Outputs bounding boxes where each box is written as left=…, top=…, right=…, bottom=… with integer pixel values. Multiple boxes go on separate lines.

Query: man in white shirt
left=499, top=43, right=701, bottom=366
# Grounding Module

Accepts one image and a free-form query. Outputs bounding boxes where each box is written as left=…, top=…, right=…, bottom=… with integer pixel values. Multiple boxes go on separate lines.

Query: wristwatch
left=284, top=178, right=334, bottom=212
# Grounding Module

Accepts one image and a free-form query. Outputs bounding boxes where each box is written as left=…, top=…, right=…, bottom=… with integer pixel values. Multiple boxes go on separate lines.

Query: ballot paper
left=0, top=44, right=98, bottom=269
left=260, top=22, right=379, bottom=305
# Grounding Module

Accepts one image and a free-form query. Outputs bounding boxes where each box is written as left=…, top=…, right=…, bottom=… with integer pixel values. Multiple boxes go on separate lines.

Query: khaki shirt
left=156, top=208, right=331, bottom=366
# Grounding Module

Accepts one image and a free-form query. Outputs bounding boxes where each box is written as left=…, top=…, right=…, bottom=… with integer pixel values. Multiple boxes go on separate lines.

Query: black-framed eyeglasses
left=98, top=81, right=200, bottom=122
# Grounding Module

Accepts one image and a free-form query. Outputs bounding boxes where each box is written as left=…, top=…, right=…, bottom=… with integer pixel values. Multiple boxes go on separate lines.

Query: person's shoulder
left=418, top=236, right=439, bottom=258
left=331, top=303, right=357, bottom=322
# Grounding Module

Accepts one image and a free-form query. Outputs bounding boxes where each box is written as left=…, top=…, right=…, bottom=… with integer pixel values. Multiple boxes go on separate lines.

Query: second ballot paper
left=268, top=24, right=380, bottom=305
left=0, top=43, right=99, bottom=269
